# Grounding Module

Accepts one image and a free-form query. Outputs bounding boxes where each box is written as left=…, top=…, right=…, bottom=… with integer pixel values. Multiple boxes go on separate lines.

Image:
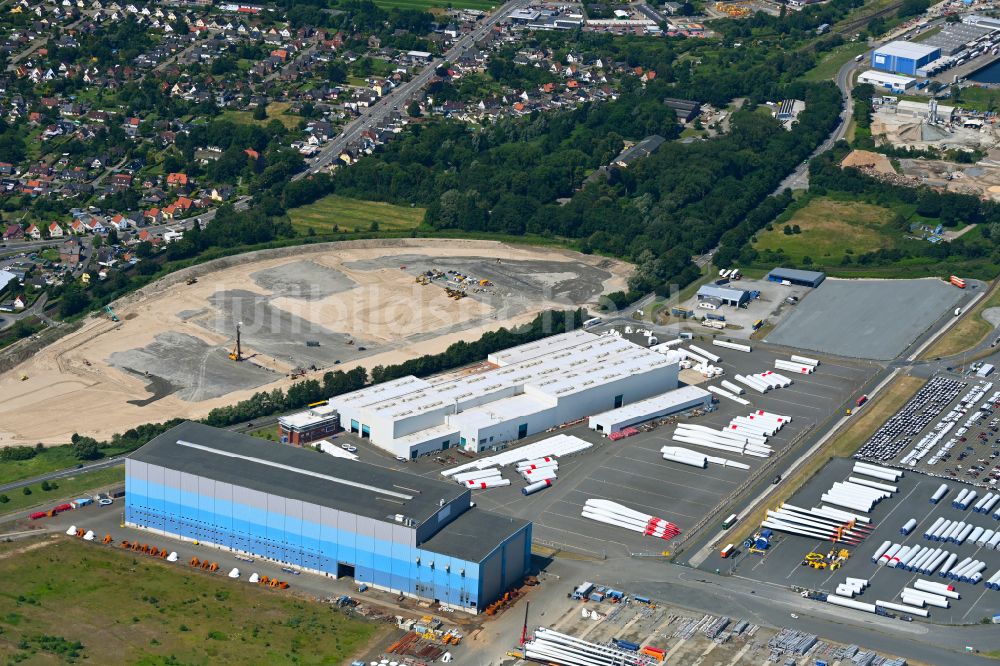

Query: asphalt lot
left=384, top=345, right=875, bottom=559
left=767, top=278, right=969, bottom=360
left=728, top=457, right=1000, bottom=624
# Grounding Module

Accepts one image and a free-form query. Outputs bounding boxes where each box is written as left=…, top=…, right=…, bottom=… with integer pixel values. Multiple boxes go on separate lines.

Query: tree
left=22, top=487, right=31, bottom=496
left=71, top=436, right=101, bottom=461
left=40, top=480, right=51, bottom=491
left=783, top=225, right=793, bottom=235
left=407, top=101, right=422, bottom=118
left=253, top=104, right=267, bottom=121
left=0, top=495, right=8, bottom=504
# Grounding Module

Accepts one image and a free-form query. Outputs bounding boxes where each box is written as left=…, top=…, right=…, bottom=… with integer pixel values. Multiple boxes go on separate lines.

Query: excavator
left=229, top=321, right=243, bottom=361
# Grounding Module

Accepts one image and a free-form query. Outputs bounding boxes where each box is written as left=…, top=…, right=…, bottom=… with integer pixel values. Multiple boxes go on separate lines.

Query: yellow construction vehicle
left=803, top=552, right=824, bottom=562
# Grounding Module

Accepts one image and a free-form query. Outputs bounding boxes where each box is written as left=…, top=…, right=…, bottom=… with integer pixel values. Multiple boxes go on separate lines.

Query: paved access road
left=296, top=0, right=530, bottom=179
left=0, top=456, right=124, bottom=495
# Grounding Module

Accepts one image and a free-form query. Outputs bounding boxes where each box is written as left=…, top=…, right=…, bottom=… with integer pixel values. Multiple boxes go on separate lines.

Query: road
left=0, top=456, right=124, bottom=495
left=296, top=0, right=529, bottom=179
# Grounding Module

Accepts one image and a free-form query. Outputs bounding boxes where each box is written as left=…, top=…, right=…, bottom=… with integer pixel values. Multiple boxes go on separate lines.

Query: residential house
left=25, top=223, right=40, bottom=240
left=165, top=172, right=188, bottom=187
left=48, top=222, right=63, bottom=238
left=3, top=224, right=23, bottom=240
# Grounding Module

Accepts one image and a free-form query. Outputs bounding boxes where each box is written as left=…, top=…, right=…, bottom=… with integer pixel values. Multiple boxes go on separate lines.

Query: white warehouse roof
left=588, top=385, right=712, bottom=433
left=858, top=70, right=915, bottom=86
left=875, top=41, right=939, bottom=60
left=278, top=403, right=339, bottom=429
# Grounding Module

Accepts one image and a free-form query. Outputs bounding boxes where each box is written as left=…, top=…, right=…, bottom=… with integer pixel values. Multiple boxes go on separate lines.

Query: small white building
left=588, top=385, right=713, bottom=434
left=858, top=70, right=916, bottom=93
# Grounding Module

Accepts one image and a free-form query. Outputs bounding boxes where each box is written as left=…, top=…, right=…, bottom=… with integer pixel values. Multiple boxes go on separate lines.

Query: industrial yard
left=726, top=456, right=1000, bottom=625
left=765, top=278, right=969, bottom=360
left=378, top=343, right=874, bottom=558
left=0, top=240, right=628, bottom=446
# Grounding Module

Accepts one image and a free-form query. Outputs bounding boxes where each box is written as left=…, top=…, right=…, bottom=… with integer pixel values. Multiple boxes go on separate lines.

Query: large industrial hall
left=125, top=422, right=531, bottom=613
left=326, top=329, right=684, bottom=459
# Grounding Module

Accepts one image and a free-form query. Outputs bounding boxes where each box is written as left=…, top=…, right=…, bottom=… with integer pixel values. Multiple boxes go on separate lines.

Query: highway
left=295, top=0, right=529, bottom=179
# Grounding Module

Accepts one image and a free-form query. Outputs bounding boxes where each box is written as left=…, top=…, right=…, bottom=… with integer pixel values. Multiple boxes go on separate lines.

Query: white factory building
left=327, top=330, right=682, bottom=458
left=857, top=70, right=915, bottom=93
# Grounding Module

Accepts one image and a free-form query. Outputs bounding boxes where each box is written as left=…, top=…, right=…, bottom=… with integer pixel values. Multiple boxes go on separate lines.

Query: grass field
left=219, top=102, right=302, bottom=131
left=801, top=42, right=868, bottom=82
left=0, top=467, right=124, bottom=515
left=373, top=0, right=496, bottom=10
left=921, top=281, right=1000, bottom=359
left=753, top=196, right=897, bottom=264
left=0, top=538, right=382, bottom=664
left=730, top=374, right=927, bottom=548
left=288, top=195, right=425, bottom=235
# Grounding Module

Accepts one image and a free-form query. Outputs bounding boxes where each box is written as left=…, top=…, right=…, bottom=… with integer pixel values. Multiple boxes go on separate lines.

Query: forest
left=292, top=73, right=842, bottom=294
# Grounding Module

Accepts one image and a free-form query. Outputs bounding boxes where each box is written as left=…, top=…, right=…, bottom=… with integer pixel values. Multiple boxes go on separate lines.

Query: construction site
left=0, top=240, right=629, bottom=446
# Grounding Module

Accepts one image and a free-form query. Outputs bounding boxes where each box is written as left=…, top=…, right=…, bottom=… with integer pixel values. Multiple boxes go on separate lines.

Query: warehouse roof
left=420, top=507, right=529, bottom=561
left=130, top=422, right=467, bottom=526
left=348, top=332, right=675, bottom=424
left=874, top=41, right=939, bottom=60
left=697, top=284, right=748, bottom=301
left=857, top=70, right=915, bottom=85
left=589, top=385, right=711, bottom=424
left=766, top=267, right=826, bottom=282
left=278, top=403, right=339, bottom=430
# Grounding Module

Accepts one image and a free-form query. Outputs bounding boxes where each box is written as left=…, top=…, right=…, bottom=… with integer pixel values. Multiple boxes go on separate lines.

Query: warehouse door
left=614, top=394, right=624, bottom=408
left=337, top=562, right=355, bottom=579
left=517, top=423, right=528, bottom=439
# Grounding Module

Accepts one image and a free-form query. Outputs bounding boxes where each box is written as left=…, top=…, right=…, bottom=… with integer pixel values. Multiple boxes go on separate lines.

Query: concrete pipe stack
left=835, top=577, right=868, bottom=598
left=875, top=600, right=929, bottom=618
left=775, top=359, right=815, bottom=374
left=707, top=385, right=750, bottom=406
left=826, top=595, right=876, bottom=614
left=930, top=483, right=949, bottom=504
left=712, top=339, right=751, bottom=353
left=984, top=570, right=1000, bottom=590
left=901, top=587, right=950, bottom=608
left=581, top=499, right=680, bottom=541
left=973, top=492, right=999, bottom=514
left=790, top=354, right=819, bottom=367
left=953, top=488, right=978, bottom=511
left=851, top=462, right=902, bottom=483
left=913, top=579, right=960, bottom=599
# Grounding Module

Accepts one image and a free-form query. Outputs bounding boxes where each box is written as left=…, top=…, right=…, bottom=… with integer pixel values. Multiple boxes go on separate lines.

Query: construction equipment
left=102, top=534, right=112, bottom=544
left=186, top=277, right=198, bottom=285
left=104, top=305, right=119, bottom=322
left=228, top=321, right=243, bottom=361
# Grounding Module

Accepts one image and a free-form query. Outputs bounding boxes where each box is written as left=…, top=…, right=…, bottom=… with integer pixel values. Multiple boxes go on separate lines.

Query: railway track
left=834, top=1, right=904, bottom=36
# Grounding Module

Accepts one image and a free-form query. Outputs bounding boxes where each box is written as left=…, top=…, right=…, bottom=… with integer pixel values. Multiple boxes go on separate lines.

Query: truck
left=855, top=54, right=864, bottom=62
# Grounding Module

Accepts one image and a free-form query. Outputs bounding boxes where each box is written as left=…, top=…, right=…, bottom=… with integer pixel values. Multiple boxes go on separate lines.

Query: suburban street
left=296, top=0, right=529, bottom=178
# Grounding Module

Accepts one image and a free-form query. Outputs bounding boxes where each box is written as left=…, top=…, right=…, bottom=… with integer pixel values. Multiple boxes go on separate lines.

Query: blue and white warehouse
left=871, top=41, right=941, bottom=75
left=125, top=421, right=531, bottom=613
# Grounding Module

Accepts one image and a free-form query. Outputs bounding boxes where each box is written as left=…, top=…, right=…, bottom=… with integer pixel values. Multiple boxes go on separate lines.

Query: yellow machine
left=229, top=321, right=243, bottom=361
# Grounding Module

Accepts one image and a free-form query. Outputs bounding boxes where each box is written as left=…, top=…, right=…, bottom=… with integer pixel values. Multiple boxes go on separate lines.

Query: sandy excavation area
left=0, top=240, right=630, bottom=446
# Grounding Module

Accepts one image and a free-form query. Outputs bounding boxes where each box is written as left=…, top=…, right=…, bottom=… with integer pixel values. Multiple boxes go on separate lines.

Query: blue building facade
left=125, top=423, right=531, bottom=613
left=871, top=41, right=941, bottom=75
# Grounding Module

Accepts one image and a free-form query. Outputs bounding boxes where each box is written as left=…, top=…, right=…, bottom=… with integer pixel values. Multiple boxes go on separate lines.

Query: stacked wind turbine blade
left=581, top=499, right=680, bottom=541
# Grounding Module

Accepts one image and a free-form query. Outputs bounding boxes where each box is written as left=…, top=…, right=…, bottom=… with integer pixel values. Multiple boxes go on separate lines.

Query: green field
left=219, top=102, right=302, bottom=131
left=288, top=195, right=426, bottom=234
left=0, top=538, right=382, bottom=664
left=0, top=467, right=124, bottom=515
left=801, top=41, right=868, bottom=82
left=753, top=196, right=897, bottom=263
left=373, top=0, right=496, bottom=10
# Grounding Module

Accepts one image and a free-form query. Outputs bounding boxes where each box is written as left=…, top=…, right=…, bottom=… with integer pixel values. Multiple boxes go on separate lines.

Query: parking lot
left=728, top=457, right=1000, bottom=624
left=766, top=278, right=970, bottom=360
left=856, top=372, right=1000, bottom=486
left=395, top=344, right=874, bottom=558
